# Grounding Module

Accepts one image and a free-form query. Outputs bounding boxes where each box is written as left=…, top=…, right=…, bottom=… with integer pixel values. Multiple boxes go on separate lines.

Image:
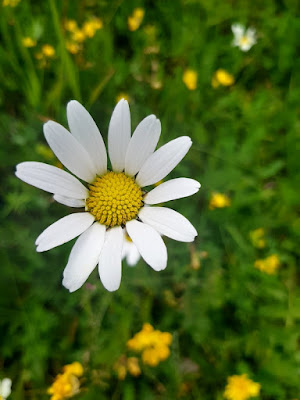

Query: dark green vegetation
left=1, top=0, right=300, bottom=399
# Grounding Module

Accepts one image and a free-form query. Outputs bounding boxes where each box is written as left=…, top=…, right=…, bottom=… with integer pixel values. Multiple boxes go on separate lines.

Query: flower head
left=114, top=356, right=141, bottom=380
left=209, top=192, right=231, bottom=209
left=16, top=99, right=200, bottom=292
left=231, top=23, right=257, bottom=52
left=0, top=378, right=12, bottom=400
left=224, top=374, right=260, bottom=400
left=48, top=362, right=83, bottom=400
left=42, top=44, right=55, bottom=58
left=127, top=323, right=172, bottom=367
left=183, top=69, right=198, bottom=91
left=212, top=69, right=235, bottom=88
left=254, top=254, right=280, bottom=274
left=128, top=8, right=145, bottom=31
left=22, top=37, right=37, bottom=48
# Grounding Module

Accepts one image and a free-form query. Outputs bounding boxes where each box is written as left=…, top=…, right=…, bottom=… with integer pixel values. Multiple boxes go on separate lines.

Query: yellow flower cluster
left=183, top=69, right=198, bottom=90
left=22, top=37, right=37, bottom=48
left=249, top=228, right=266, bottom=248
left=128, top=8, right=145, bottom=32
left=224, top=374, right=261, bottom=400
left=35, top=44, right=56, bottom=67
left=212, top=69, right=235, bottom=88
left=2, top=0, right=20, bottom=7
left=47, top=362, right=83, bottom=400
left=127, top=323, right=172, bottom=367
left=254, top=254, right=280, bottom=274
left=114, top=356, right=141, bottom=380
left=209, top=192, right=231, bottom=210
left=64, top=17, right=103, bottom=54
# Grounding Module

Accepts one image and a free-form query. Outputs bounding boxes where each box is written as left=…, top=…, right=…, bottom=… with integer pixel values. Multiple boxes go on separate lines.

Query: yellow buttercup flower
left=42, top=44, right=55, bottom=58
left=127, top=323, right=172, bottom=367
left=254, top=254, right=280, bottom=274
left=64, top=19, right=78, bottom=33
left=82, top=17, right=103, bottom=38
left=212, top=69, right=235, bottom=88
left=22, top=37, right=37, bottom=48
left=48, top=362, right=83, bottom=400
left=71, top=29, right=86, bottom=43
left=128, top=8, right=145, bottom=32
left=249, top=228, right=266, bottom=249
left=183, top=69, right=198, bottom=91
left=66, top=41, right=81, bottom=55
left=209, top=192, right=231, bottom=210
left=114, top=356, right=141, bottom=380
left=224, top=374, right=260, bottom=400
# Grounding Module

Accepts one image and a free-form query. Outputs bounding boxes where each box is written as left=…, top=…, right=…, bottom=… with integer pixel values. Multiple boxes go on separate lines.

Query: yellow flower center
left=86, top=171, right=143, bottom=228
left=240, top=36, right=250, bottom=45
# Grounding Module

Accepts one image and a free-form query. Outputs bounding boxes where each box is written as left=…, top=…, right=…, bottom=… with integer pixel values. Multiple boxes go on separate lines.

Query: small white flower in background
left=122, top=233, right=141, bottom=266
left=231, top=23, right=256, bottom=52
left=16, top=99, right=200, bottom=292
left=0, top=378, right=12, bottom=400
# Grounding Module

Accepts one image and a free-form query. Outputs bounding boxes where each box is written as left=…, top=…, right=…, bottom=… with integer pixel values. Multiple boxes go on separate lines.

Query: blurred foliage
left=1, top=0, right=300, bottom=399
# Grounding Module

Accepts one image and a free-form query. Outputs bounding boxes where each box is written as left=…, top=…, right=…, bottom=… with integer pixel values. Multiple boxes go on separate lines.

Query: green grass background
left=1, top=0, right=300, bottom=399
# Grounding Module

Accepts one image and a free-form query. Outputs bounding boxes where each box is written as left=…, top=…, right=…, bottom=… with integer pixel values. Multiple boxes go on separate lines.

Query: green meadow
left=1, top=0, right=300, bottom=399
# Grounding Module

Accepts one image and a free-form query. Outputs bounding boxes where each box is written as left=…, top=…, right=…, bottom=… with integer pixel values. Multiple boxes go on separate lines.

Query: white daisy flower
left=16, top=99, right=200, bottom=292
left=231, top=23, right=257, bottom=52
left=122, top=232, right=141, bottom=266
left=0, top=378, right=12, bottom=400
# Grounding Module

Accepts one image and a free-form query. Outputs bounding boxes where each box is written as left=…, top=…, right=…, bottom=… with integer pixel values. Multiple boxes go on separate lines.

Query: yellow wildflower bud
left=64, top=19, right=78, bottom=32
left=224, top=374, right=261, bottom=400
left=212, top=69, right=235, bottom=88
left=254, top=254, right=280, bottom=274
left=72, top=29, right=86, bottom=43
left=66, top=41, right=81, bottom=55
left=42, top=44, right=55, bottom=58
left=127, top=357, right=141, bottom=377
left=63, top=361, right=84, bottom=377
left=209, top=192, right=231, bottom=210
left=183, top=69, right=198, bottom=90
left=128, top=8, right=145, bottom=31
left=22, top=37, right=37, bottom=48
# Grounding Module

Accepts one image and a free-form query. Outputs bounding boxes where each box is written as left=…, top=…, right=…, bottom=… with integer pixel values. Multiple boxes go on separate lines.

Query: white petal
left=98, top=226, right=123, bottom=292
left=16, top=162, right=88, bottom=199
left=44, top=121, right=97, bottom=182
left=36, top=212, right=95, bottom=252
left=108, top=99, right=131, bottom=172
left=62, top=222, right=106, bottom=292
left=136, top=136, right=192, bottom=187
left=67, top=100, right=107, bottom=176
left=144, top=178, right=200, bottom=204
left=0, top=378, right=12, bottom=398
left=125, top=115, right=161, bottom=176
left=139, top=206, right=197, bottom=242
left=231, top=23, right=244, bottom=38
left=126, top=220, right=167, bottom=271
left=53, top=194, right=86, bottom=208
left=122, top=239, right=140, bottom=266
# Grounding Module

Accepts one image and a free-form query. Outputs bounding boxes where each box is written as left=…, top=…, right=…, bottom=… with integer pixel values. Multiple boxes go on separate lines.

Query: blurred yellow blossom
left=63, top=362, right=83, bottom=377
left=127, top=323, right=172, bottom=367
left=2, top=0, right=20, bottom=6
left=209, top=192, right=231, bottom=210
left=249, top=228, right=266, bottom=248
left=224, top=374, right=261, bottom=400
left=183, top=69, right=198, bottom=90
left=254, top=254, right=280, bottom=274
left=22, top=37, right=36, bottom=48
left=128, top=8, right=145, bottom=31
left=48, top=362, right=83, bottom=400
left=64, top=19, right=78, bottom=33
left=71, top=29, right=85, bottom=43
left=212, top=69, right=235, bottom=88
left=116, top=93, right=130, bottom=103
left=42, top=44, right=55, bottom=58
left=66, top=41, right=81, bottom=55
left=114, top=356, right=141, bottom=380
left=82, top=17, right=103, bottom=37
